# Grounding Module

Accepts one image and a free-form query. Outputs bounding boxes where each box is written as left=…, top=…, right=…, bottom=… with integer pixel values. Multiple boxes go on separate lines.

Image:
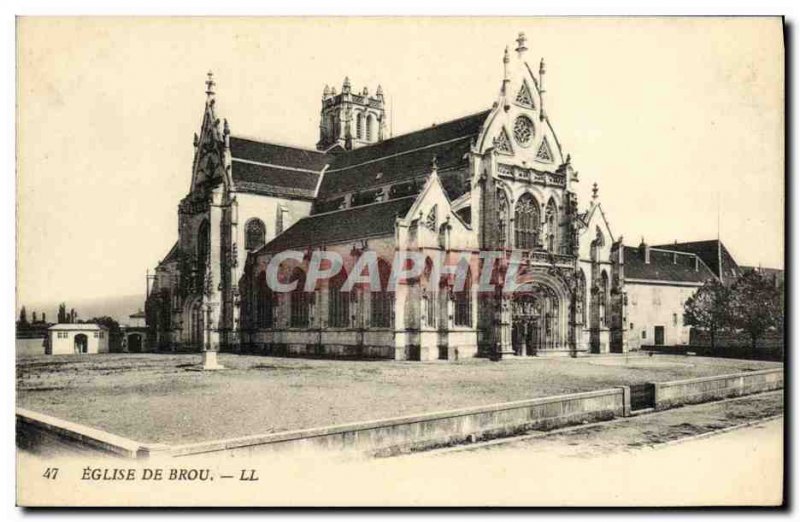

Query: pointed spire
left=592, top=182, right=599, bottom=201
left=205, top=70, right=216, bottom=100
left=323, top=84, right=330, bottom=98
left=515, top=32, right=528, bottom=57
left=431, top=154, right=438, bottom=173
left=362, top=86, right=369, bottom=96
left=342, top=76, right=351, bottom=94
left=376, top=84, right=384, bottom=99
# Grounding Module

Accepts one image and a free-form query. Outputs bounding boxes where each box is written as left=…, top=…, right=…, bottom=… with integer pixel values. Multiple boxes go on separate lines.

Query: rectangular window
left=427, top=291, right=438, bottom=328
left=673, top=313, right=678, bottom=326
left=328, top=285, right=350, bottom=328
left=290, top=291, right=311, bottom=328
left=370, top=291, right=392, bottom=328
left=454, top=290, right=472, bottom=327
left=629, top=323, right=634, bottom=331
left=641, top=330, right=646, bottom=339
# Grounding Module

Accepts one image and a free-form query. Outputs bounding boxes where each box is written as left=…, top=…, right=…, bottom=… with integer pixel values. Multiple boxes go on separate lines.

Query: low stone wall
left=16, top=408, right=157, bottom=459
left=168, top=388, right=625, bottom=458
left=654, top=368, right=784, bottom=410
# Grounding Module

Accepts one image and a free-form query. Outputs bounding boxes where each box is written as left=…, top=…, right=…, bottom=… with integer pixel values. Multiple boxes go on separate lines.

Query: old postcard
left=15, top=16, right=785, bottom=507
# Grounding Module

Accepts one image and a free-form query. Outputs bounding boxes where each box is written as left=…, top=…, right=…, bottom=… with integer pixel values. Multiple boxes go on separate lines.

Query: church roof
left=161, top=241, right=180, bottom=264
left=229, top=137, right=328, bottom=171
left=317, top=110, right=490, bottom=199
left=229, top=136, right=327, bottom=199
left=231, top=160, right=320, bottom=199
left=652, top=239, right=741, bottom=282
left=623, top=246, right=715, bottom=284
left=257, top=196, right=417, bottom=253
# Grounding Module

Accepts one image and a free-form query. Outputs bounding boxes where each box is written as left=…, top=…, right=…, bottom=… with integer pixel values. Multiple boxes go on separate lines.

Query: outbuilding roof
left=48, top=323, right=108, bottom=331
left=623, top=246, right=715, bottom=284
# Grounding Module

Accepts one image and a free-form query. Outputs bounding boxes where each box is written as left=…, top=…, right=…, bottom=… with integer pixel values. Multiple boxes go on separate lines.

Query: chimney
left=694, top=256, right=699, bottom=272
left=673, top=240, right=677, bottom=264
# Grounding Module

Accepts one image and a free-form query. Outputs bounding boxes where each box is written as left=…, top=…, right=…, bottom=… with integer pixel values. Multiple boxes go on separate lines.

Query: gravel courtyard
left=16, top=353, right=781, bottom=444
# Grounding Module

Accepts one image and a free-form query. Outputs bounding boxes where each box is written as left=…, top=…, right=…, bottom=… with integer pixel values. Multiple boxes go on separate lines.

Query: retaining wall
left=16, top=408, right=158, bottom=459
left=168, top=387, right=624, bottom=458
left=654, top=368, right=783, bottom=410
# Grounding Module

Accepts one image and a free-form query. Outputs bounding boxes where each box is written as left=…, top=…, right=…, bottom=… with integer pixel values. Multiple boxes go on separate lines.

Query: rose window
left=513, top=116, right=534, bottom=147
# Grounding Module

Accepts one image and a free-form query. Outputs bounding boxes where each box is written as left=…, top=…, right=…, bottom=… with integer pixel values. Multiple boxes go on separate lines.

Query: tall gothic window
left=245, top=219, right=266, bottom=251
left=454, top=266, right=472, bottom=327
left=370, top=259, right=393, bottom=328
left=366, top=114, right=375, bottom=141
left=599, top=270, right=609, bottom=327
left=545, top=199, right=558, bottom=253
left=256, top=271, right=273, bottom=328
left=290, top=268, right=311, bottom=328
left=497, top=189, right=510, bottom=247
left=514, top=193, right=540, bottom=250
left=356, top=113, right=364, bottom=140
left=328, top=271, right=350, bottom=328
left=578, top=269, right=587, bottom=325
left=197, top=219, right=210, bottom=262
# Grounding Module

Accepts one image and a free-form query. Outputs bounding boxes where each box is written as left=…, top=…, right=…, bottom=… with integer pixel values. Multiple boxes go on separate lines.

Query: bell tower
left=317, top=77, right=386, bottom=151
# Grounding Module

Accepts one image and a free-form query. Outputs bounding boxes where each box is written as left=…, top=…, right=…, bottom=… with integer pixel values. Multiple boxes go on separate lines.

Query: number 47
left=42, top=468, right=59, bottom=480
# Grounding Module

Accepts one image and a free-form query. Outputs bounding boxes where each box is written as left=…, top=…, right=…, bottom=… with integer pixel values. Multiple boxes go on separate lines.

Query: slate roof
left=652, top=240, right=741, bottom=282
left=623, top=246, right=715, bottom=284
left=231, top=160, right=320, bottom=199
left=258, top=197, right=417, bottom=253
left=228, top=136, right=327, bottom=198
left=229, top=137, right=328, bottom=171
left=161, top=242, right=180, bottom=264
left=317, top=110, right=490, bottom=199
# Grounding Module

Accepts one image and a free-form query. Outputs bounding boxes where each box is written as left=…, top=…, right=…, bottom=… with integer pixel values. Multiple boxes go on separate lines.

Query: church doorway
left=74, top=334, right=88, bottom=354
left=186, top=298, right=205, bottom=350
left=511, top=284, right=560, bottom=355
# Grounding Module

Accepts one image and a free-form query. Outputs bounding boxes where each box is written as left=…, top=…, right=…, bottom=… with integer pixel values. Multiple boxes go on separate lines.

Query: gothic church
left=145, top=33, right=722, bottom=360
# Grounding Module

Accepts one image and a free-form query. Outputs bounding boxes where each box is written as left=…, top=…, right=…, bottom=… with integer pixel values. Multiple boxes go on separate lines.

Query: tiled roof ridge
left=229, top=134, right=327, bottom=155
left=308, top=195, right=418, bottom=218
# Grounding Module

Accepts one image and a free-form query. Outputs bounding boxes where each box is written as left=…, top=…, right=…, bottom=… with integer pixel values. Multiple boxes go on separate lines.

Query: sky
left=16, top=17, right=784, bottom=308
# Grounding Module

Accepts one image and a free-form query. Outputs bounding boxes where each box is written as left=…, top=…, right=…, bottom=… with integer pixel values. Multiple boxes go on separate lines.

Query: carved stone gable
left=494, top=127, right=513, bottom=154
left=515, top=82, right=534, bottom=108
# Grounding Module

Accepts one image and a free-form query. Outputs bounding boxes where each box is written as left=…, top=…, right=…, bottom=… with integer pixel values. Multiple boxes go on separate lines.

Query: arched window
left=497, top=189, right=510, bottom=247
left=599, top=270, right=609, bottom=327
left=454, top=265, right=472, bottom=327
left=197, top=219, right=210, bottom=262
left=256, top=272, right=273, bottom=328
left=578, top=269, right=587, bottom=325
left=546, top=199, right=558, bottom=253
left=356, top=112, right=364, bottom=140
left=371, top=259, right=394, bottom=328
left=245, top=219, right=266, bottom=251
left=514, top=193, right=540, bottom=250
left=328, top=270, right=350, bottom=328
left=290, top=268, right=311, bottom=328
left=366, top=114, right=375, bottom=141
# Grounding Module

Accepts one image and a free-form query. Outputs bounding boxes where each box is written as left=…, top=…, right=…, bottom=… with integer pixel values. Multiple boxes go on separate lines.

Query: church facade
left=145, top=33, right=724, bottom=360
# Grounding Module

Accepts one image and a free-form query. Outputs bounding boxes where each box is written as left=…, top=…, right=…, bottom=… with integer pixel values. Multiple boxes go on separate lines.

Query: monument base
left=186, top=351, right=227, bottom=371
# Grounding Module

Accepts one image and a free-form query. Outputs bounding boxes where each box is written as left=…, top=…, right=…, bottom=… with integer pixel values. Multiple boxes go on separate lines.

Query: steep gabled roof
left=229, top=137, right=329, bottom=171
left=317, top=110, right=490, bottom=199
left=229, top=136, right=328, bottom=199
left=623, top=246, right=715, bottom=284
left=652, top=240, right=741, bottom=282
left=161, top=241, right=180, bottom=264
left=257, top=196, right=417, bottom=253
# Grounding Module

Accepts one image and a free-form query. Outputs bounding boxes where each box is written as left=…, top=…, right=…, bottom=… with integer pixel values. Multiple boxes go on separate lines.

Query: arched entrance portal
left=186, top=298, right=205, bottom=349
left=511, top=283, right=562, bottom=355
left=128, top=334, right=143, bottom=353
left=74, top=334, right=88, bottom=354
